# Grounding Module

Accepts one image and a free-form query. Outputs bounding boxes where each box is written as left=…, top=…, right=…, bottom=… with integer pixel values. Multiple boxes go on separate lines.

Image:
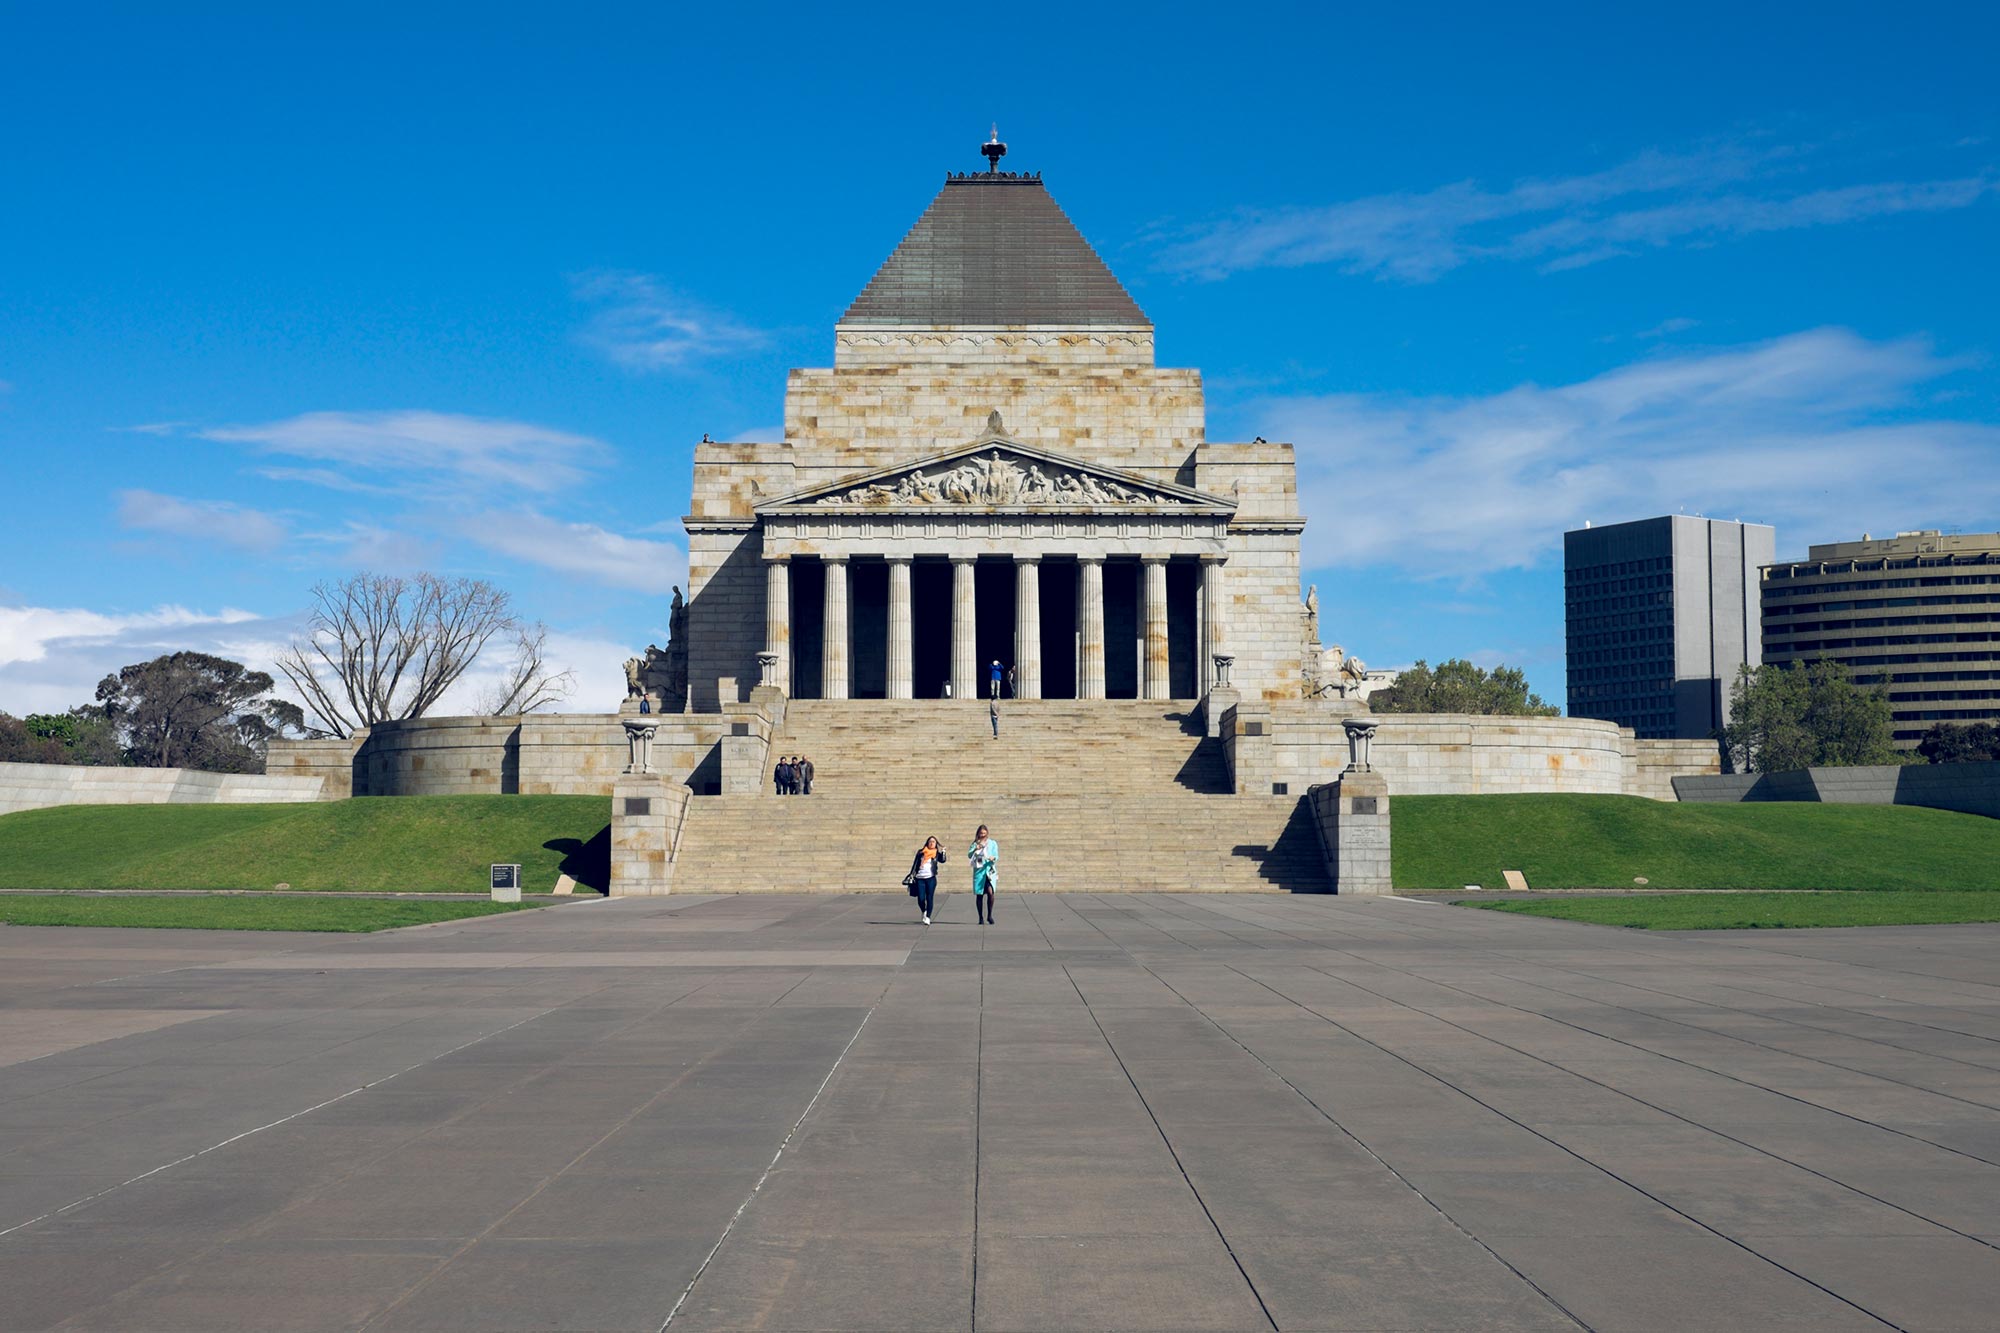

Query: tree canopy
left=275, top=572, right=572, bottom=737
left=95, top=652, right=304, bottom=772
left=1916, top=721, right=2000, bottom=765
left=1367, top=659, right=1560, bottom=716
left=1721, top=660, right=1901, bottom=773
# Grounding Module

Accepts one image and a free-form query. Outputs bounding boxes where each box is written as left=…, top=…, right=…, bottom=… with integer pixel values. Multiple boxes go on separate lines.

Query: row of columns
left=769, top=554, right=1225, bottom=701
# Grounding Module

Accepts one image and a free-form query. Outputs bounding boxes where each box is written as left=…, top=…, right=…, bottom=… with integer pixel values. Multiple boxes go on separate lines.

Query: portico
left=753, top=436, right=1233, bottom=701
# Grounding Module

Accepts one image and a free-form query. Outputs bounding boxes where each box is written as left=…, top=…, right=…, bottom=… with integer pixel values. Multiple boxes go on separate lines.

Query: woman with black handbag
left=905, top=835, right=946, bottom=925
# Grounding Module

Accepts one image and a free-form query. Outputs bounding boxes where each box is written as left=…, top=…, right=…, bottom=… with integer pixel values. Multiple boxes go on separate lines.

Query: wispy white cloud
left=1636, top=317, right=1700, bottom=339
left=201, top=410, right=610, bottom=492
left=0, top=604, right=289, bottom=713
left=115, top=489, right=287, bottom=552
left=1155, top=141, right=1998, bottom=281
left=571, top=270, right=765, bottom=371
left=460, top=511, right=688, bottom=594
left=111, top=420, right=192, bottom=436
left=1261, top=327, right=2000, bottom=579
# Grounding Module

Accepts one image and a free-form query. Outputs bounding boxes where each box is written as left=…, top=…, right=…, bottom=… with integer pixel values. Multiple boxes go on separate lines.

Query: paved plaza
left=2, top=895, right=1999, bottom=1330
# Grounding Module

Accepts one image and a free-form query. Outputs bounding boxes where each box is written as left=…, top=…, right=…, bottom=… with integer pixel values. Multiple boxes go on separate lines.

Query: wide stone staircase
left=672, top=700, right=1328, bottom=893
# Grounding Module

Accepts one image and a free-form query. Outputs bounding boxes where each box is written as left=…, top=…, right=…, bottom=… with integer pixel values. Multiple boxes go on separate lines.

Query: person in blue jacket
left=968, top=824, right=999, bottom=925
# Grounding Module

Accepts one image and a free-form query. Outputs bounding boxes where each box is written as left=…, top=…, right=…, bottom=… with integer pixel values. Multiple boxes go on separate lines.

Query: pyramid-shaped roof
left=841, top=174, right=1150, bottom=328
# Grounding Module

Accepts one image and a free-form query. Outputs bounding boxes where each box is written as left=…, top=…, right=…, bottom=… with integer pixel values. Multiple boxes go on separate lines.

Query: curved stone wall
left=359, top=717, right=522, bottom=797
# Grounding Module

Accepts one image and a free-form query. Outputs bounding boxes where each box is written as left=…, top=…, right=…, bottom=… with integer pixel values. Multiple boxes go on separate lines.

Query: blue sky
left=4, top=2, right=1998, bottom=716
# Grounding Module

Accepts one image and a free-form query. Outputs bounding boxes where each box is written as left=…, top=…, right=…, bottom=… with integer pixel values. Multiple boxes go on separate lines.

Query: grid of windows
left=1565, top=555, right=1677, bottom=737
left=1762, top=548, right=2000, bottom=745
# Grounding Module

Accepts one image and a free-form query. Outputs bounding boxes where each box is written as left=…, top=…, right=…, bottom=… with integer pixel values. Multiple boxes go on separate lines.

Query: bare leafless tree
left=472, top=624, right=577, bottom=717
left=276, top=573, right=570, bottom=736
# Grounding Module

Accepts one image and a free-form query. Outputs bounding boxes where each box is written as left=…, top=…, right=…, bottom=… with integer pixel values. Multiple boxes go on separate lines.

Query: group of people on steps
left=904, top=825, right=999, bottom=926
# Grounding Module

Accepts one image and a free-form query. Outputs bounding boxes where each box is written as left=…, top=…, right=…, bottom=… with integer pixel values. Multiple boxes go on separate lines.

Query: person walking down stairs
left=906, top=835, right=946, bottom=924
left=799, top=755, right=814, bottom=795
left=774, top=756, right=791, bottom=796
left=969, top=825, right=999, bottom=925
left=989, top=700, right=999, bottom=738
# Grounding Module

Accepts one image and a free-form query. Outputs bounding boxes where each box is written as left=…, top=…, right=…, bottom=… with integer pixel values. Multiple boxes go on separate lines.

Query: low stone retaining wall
left=1674, top=761, right=2000, bottom=818
left=1220, top=704, right=1719, bottom=799
left=267, top=711, right=758, bottom=799
left=0, top=762, right=326, bottom=816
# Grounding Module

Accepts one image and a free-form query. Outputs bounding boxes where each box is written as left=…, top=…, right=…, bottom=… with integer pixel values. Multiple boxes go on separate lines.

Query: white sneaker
left=923, top=913, right=930, bottom=924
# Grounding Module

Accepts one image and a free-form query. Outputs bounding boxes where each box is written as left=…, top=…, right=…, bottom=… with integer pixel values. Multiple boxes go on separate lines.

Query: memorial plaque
left=1352, top=796, right=1378, bottom=814
left=624, top=797, right=653, bottom=816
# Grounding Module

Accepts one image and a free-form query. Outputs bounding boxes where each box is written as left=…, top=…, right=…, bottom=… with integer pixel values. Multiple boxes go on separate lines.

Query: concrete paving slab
left=3, top=894, right=1999, bottom=1330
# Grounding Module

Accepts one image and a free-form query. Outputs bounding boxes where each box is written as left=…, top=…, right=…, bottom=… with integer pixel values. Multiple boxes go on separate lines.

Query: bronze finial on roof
left=981, top=125, right=1007, bottom=173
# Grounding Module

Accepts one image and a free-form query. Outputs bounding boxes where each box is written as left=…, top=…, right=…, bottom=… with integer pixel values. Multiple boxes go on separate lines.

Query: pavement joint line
left=658, top=1000, right=880, bottom=1331
left=1060, top=960, right=1282, bottom=1333
left=1473, top=956, right=2000, bottom=1114
left=1292, top=954, right=2000, bottom=1255
left=1132, top=951, right=1593, bottom=1333
left=1225, top=962, right=1909, bottom=1330
left=1305, top=908, right=2000, bottom=1150
left=1344, top=954, right=2000, bottom=1170
left=0, top=1002, right=567, bottom=1239
left=1384, top=894, right=1440, bottom=904
left=355, top=970, right=820, bottom=1333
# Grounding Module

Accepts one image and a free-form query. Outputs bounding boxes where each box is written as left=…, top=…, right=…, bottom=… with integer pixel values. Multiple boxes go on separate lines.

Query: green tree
left=1917, top=722, right=2000, bottom=764
left=1722, top=660, right=1899, bottom=773
left=95, top=652, right=305, bottom=772
left=0, top=713, right=66, bottom=764
left=25, top=708, right=124, bottom=766
left=1368, top=659, right=1560, bottom=716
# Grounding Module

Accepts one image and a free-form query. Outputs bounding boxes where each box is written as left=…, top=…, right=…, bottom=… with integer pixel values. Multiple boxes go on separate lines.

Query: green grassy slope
left=0, top=796, right=611, bottom=892
left=1396, top=794, right=2000, bottom=892
left=0, top=895, right=554, bottom=932
left=1466, top=892, right=2000, bottom=930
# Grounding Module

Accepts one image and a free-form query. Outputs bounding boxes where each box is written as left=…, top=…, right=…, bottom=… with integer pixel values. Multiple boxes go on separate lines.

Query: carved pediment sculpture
left=811, top=449, right=1168, bottom=508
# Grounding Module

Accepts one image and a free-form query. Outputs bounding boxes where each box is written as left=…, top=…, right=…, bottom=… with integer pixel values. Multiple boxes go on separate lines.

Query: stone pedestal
left=1204, top=685, right=1240, bottom=740
left=611, top=773, right=689, bottom=896
left=1318, top=769, right=1392, bottom=895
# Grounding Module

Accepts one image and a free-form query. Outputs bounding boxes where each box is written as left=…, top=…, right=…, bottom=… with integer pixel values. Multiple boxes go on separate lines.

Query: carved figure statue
left=1020, top=464, right=1054, bottom=502
left=986, top=408, right=1006, bottom=435
left=810, top=451, right=1167, bottom=509
left=622, top=656, right=645, bottom=700
left=1336, top=655, right=1369, bottom=699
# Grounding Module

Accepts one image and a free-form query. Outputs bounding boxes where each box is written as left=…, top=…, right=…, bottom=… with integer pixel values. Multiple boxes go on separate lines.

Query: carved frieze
left=811, top=449, right=1172, bottom=508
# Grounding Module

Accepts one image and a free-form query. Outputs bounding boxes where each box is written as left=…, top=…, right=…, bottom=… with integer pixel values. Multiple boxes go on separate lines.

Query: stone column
left=1199, top=556, right=1226, bottom=696
left=763, top=555, right=790, bottom=694
left=886, top=557, right=914, bottom=700
left=822, top=556, right=849, bottom=700
left=1077, top=556, right=1106, bottom=700
left=950, top=557, right=977, bottom=700
left=1142, top=556, right=1170, bottom=700
left=1014, top=556, right=1042, bottom=700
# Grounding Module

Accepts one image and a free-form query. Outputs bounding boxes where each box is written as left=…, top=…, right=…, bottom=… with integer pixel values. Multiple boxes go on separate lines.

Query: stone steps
left=670, top=699, right=1324, bottom=894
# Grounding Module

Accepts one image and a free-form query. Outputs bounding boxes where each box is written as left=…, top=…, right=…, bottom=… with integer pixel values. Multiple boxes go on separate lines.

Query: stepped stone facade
left=684, top=159, right=1310, bottom=711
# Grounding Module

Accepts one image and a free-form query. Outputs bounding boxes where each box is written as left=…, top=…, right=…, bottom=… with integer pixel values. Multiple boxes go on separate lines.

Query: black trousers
left=915, top=878, right=936, bottom=915
left=977, top=888, right=995, bottom=923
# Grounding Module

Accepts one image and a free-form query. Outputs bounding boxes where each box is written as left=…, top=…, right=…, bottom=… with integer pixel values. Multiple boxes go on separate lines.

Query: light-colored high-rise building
left=1761, top=530, right=2000, bottom=747
left=1564, top=516, right=1774, bottom=739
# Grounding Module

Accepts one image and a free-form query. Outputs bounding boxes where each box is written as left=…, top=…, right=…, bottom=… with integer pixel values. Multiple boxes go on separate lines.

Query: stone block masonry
left=0, top=761, right=326, bottom=816
left=1308, top=770, right=1392, bottom=894
left=1675, top=759, right=2000, bottom=818
left=610, top=773, right=692, bottom=895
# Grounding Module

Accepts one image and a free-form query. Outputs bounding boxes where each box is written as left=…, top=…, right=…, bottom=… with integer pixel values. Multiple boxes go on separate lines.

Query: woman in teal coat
left=968, top=824, right=999, bottom=925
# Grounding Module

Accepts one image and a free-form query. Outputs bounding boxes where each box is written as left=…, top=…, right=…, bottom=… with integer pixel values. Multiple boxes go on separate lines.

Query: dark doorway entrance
left=852, top=561, right=888, bottom=698
left=1040, top=558, right=1078, bottom=699
left=791, top=559, right=826, bottom=700
left=974, top=559, right=1017, bottom=694
left=1104, top=559, right=1141, bottom=699
left=912, top=559, right=952, bottom=697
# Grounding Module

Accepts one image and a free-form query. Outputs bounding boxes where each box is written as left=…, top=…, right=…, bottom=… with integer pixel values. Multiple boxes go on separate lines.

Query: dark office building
left=1565, top=516, right=1774, bottom=739
left=1762, top=530, right=2000, bottom=747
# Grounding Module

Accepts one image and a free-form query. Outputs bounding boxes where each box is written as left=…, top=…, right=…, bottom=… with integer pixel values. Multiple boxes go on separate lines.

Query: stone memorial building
left=682, top=143, right=1307, bottom=711
left=267, top=137, right=1724, bottom=895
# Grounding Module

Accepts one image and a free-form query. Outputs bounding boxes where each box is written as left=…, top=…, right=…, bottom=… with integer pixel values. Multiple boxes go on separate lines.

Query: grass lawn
left=0, top=795, right=611, bottom=893
left=1396, top=794, right=2000, bottom=891
left=0, top=894, right=556, bottom=932
left=1463, top=891, right=2000, bottom=931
